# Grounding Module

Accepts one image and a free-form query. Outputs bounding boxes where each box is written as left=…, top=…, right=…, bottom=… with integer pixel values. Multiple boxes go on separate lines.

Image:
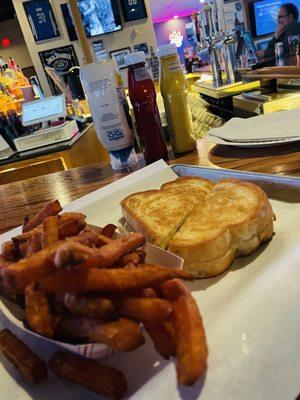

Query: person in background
left=257, top=3, right=300, bottom=58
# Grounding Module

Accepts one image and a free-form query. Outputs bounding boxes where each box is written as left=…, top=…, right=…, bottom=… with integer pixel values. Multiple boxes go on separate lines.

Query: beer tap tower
left=196, top=0, right=239, bottom=87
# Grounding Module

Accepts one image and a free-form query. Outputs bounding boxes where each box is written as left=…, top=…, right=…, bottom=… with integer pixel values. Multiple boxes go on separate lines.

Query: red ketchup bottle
left=124, top=51, right=168, bottom=164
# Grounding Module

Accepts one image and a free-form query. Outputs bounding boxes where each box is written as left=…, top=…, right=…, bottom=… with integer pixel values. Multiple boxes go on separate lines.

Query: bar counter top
left=1, top=137, right=300, bottom=235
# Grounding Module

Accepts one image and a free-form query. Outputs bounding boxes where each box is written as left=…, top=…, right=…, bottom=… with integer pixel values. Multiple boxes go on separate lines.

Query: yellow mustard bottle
left=158, top=44, right=196, bottom=153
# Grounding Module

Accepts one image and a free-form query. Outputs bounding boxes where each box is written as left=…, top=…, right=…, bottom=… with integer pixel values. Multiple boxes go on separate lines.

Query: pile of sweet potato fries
left=0, top=200, right=208, bottom=399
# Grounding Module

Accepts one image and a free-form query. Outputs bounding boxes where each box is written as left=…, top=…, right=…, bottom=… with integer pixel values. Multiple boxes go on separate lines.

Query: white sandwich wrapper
left=0, top=242, right=183, bottom=360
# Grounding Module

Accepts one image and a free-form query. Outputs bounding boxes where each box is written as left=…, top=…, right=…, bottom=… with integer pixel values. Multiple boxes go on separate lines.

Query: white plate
left=1, top=160, right=300, bottom=400
left=207, top=133, right=300, bottom=147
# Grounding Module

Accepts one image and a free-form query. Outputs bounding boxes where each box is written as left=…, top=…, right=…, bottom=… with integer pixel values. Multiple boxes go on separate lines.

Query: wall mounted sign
left=169, top=30, right=184, bottom=48
left=133, top=42, right=149, bottom=54
left=120, top=0, right=147, bottom=22
left=23, top=0, right=60, bottom=42
left=110, top=47, right=131, bottom=70
left=39, top=45, right=79, bottom=94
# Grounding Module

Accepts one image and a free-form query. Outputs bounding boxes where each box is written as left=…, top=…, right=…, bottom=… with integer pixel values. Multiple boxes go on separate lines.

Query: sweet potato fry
left=0, top=329, right=47, bottom=384
left=1, top=240, right=19, bottom=261
left=102, top=224, right=117, bottom=238
left=144, top=321, right=176, bottom=359
left=58, top=218, right=86, bottom=240
left=25, top=234, right=41, bottom=258
left=22, top=215, right=30, bottom=232
left=1, top=249, right=56, bottom=293
left=55, top=316, right=144, bottom=351
left=49, top=351, right=127, bottom=399
left=78, top=228, right=111, bottom=247
left=42, top=216, right=59, bottom=248
left=53, top=233, right=145, bottom=270
left=25, top=283, right=54, bottom=338
left=163, top=280, right=208, bottom=386
left=0, top=255, right=9, bottom=269
left=138, top=287, right=157, bottom=298
left=120, top=297, right=172, bottom=323
left=160, top=279, right=189, bottom=301
left=38, top=265, right=193, bottom=294
left=63, top=293, right=117, bottom=319
left=23, top=200, right=62, bottom=232
left=1, top=231, right=108, bottom=293
left=12, top=212, right=86, bottom=245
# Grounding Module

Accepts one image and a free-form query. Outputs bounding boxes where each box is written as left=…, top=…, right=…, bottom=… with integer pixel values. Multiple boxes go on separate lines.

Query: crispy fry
left=120, top=297, right=172, bottom=323
left=102, top=224, right=117, bottom=238
left=1, top=231, right=109, bottom=293
left=42, top=216, right=59, bottom=248
left=63, top=293, right=117, bottom=319
left=144, top=321, right=176, bottom=359
left=53, top=233, right=145, bottom=270
left=138, top=287, right=157, bottom=298
left=25, top=284, right=54, bottom=338
left=55, top=316, right=144, bottom=351
left=1, top=240, right=19, bottom=261
left=25, top=234, right=41, bottom=258
left=38, top=265, right=193, bottom=294
left=160, top=279, right=189, bottom=301
left=163, top=280, right=208, bottom=386
left=78, top=228, right=110, bottom=247
left=22, top=215, right=30, bottom=232
left=23, top=200, right=62, bottom=232
left=58, top=218, right=86, bottom=240
left=0, top=255, right=9, bottom=269
left=49, top=351, right=127, bottom=399
left=0, top=329, right=47, bottom=384
left=12, top=212, right=86, bottom=245
left=1, top=250, right=56, bottom=293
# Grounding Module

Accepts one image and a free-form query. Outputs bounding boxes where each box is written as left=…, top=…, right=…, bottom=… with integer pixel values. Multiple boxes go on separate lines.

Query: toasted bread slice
left=161, top=176, right=214, bottom=196
left=121, top=190, right=195, bottom=249
left=168, top=179, right=275, bottom=277
left=121, top=177, right=213, bottom=249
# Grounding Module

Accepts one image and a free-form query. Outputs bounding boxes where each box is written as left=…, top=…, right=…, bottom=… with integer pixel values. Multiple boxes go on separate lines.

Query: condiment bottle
left=80, top=60, right=139, bottom=171
left=124, top=51, right=168, bottom=165
left=158, top=44, right=196, bottom=153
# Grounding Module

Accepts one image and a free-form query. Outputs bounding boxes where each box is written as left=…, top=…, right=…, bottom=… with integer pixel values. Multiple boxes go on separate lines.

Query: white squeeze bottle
left=80, top=60, right=138, bottom=171
left=158, top=44, right=196, bottom=153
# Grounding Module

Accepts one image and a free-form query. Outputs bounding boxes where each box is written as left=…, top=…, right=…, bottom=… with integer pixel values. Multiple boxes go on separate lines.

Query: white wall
left=0, top=17, right=33, bottom=68
left=12, top=0, right=157, bottom=96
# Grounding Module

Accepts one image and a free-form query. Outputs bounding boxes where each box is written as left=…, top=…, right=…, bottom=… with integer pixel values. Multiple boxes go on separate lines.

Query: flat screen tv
left=249, top=0, right=300, bottom=37
left=77, top=0, right=122, bottom=37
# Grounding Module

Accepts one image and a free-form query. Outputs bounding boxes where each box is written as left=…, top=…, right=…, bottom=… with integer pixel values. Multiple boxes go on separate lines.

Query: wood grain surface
left=1, top=138, right=300, bottom=234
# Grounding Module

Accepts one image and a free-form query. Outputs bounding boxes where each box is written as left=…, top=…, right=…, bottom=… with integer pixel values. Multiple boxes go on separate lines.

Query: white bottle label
left=168, top=60, right=182, bottom=72
left=134, top=67, right=149, bottom=82
left=80, top=62, right=133, bottom=151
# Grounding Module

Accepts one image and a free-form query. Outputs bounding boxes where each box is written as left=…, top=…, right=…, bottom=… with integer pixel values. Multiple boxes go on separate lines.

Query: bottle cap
left=109, top=146, right=139, bottom=171
left=157, top=44, right=178, bottom=58
left=124, top=51, right=146, bottom=66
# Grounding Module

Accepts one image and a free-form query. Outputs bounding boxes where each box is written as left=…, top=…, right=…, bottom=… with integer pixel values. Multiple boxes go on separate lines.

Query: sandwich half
left=121, top=177, right=213, bottom=249
left=168, top=179, right=275, bottom=277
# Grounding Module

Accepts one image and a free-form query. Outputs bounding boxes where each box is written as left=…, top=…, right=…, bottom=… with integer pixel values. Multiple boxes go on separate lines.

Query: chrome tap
left=222, top=34, right=239, bottom=84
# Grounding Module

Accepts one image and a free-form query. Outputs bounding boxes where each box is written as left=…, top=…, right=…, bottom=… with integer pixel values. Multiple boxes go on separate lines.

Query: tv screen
left=77, top=0, right=122, bottom=37
left=252, top=0, right=300, bottom=37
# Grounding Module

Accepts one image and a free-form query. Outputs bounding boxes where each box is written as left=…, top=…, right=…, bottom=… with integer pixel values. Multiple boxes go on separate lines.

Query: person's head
left=277, top=3, right=299, bottom=28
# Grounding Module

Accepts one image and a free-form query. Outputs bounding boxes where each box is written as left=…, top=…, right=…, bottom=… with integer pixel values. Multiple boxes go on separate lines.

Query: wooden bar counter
left=0, top=138, right=300, bottom=234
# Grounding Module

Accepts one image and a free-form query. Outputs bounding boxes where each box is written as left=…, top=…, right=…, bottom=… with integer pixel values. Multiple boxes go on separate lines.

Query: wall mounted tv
left=77, top=0, right=122, bottom=37
left=249, top=0, right=300, bottom=37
